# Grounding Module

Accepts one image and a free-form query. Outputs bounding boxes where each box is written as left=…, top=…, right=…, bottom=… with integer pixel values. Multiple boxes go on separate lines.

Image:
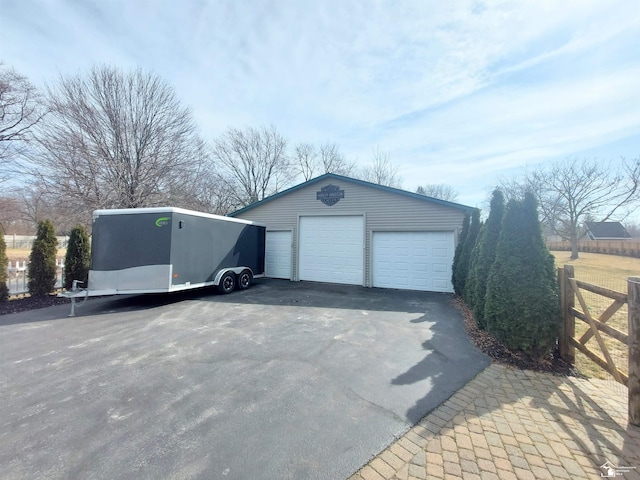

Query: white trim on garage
left=265, top=230, right=292, bottom=279
left=298, top=215, right=364, bottom=285
left=371, top=231, right=455, bottom=292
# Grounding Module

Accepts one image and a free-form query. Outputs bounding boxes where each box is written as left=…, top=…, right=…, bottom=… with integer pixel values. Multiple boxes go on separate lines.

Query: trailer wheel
left=238, top=269, right=253, bottom=290
left=218, top=271, right=236, bottom=294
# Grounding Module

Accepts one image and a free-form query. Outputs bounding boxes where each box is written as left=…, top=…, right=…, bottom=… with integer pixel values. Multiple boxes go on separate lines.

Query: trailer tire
left=238, top=269, right=253, bottom=290
left=218, top=271, right=236, bottom=294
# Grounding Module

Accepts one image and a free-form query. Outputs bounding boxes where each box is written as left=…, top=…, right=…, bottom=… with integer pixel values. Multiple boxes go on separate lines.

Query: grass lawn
left=551, top=250, right=640, bottom=381
left=6, top=247, right=66, bottom=263
left=552, top=250, right=640, bottom=285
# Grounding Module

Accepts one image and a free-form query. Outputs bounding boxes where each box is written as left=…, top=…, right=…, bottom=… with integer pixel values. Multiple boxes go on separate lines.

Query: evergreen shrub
left=28, top=220, right=58, bottom=297
left=484, top=192, right=560, bottom=358
left=64, top=225, right=91, bottom=290
left=0, top=232, right=8, bottom=302
left=471, top=189, right=505, bottom=329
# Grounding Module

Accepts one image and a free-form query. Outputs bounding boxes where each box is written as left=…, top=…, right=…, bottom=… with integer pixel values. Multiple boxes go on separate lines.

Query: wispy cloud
left=1, top=0, right=639, bottom=210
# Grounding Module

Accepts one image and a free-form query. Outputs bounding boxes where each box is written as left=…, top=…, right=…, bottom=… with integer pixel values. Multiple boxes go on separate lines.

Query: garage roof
left=230, top=173, right=474, bottom=216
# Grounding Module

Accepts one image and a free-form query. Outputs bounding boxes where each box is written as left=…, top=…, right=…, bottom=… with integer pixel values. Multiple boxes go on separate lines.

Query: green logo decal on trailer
left=155, top=217, right=170, bottom=227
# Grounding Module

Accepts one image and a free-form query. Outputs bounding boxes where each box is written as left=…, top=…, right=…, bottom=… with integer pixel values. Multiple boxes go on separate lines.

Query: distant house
left=585, top=221, right=631, bottom=240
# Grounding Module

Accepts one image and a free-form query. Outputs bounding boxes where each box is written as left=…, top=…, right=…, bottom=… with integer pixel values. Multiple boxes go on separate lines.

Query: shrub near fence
left=548, top=240, right=640, bottom=257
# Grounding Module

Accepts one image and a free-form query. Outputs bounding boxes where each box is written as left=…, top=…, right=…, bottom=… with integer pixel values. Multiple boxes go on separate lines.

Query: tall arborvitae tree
left=452, top=212, right=470, bottom=294
left=453, top=208, right=481, bottom=296
left=464, top=223, right=485, bottom=306
left=28, top=219, right=58, bottom=296
left=63, top=224, right=91, bottom=290
left=0, top=228, right=9, bottom=302
left=484, top=192, right=560, bottom=358
left=471, top=189, right=505, bottom=329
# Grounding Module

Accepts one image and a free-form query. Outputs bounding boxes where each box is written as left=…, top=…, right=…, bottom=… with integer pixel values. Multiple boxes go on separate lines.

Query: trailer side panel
left=170, top=213, right=265, bottom=286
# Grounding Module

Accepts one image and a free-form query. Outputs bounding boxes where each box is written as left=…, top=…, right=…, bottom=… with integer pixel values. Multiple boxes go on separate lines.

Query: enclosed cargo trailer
left=65, top=207, right=265, bottom=302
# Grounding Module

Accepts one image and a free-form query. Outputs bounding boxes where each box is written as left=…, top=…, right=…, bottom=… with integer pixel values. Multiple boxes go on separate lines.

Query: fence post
left=629, top=276, right=640, bottom=426
left=559, top=265, right=575, bottom=364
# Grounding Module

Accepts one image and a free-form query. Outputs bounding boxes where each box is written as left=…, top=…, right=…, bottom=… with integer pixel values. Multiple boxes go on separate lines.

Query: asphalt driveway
left=0, top=279, right=489, bottom=480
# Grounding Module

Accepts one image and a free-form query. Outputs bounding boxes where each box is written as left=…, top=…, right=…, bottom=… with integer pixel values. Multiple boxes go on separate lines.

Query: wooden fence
left=549, top=240, right=640, bottom=257
left=558, top=265, right=640, bottom=426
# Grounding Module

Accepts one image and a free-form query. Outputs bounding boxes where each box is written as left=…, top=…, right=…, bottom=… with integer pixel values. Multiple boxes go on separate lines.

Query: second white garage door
left=299, top=215, right=364, bottom=285
left=372, top=231, right=455, bottom=292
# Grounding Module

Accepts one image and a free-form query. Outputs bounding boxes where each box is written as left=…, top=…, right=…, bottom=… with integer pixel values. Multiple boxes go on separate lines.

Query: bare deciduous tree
left=0, top=64, right=46, bottom=178
left=187, top=169, right=243, bottom=215
left=32, top=65, right=206, bottom=216
left=416, top=184, right=459, bottom=202
left=212, top=125, right=291, bottom=206
left=10, top=181, right=85, bottom=234
left=0, top=195, right=25, bottom=233
left=319, top=142, right=356, bottom=177
left=293, top=142, right=319, bottom=181
left=292, top=141, right=355, bottom=181
left=627, top=222, right=640, bottom=239
left=505, top=158, right=640, bottom=259
left=358, top=146, right=402, bottom=188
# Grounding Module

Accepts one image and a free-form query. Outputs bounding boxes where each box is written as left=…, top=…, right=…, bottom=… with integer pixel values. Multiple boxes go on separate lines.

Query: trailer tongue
left=60, top=207, right=266, bottom=316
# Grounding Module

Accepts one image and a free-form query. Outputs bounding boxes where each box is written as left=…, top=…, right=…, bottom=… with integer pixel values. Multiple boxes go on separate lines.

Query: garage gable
left=231, top=173, right=470, bottom=220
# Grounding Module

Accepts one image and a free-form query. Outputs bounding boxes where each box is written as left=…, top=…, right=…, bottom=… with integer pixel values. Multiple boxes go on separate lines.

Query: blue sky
left=1, top=0, right=639, bottom=212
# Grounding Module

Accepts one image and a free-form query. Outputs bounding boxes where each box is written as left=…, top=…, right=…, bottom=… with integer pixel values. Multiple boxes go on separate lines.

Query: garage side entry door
left=299, top=215, right=364, bottom=285
left=265, top=231, right=292, bottom=279
left=372, top=231, right=455, bottom=292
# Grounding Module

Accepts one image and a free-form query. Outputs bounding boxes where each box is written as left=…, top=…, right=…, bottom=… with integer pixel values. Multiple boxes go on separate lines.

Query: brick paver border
left=349, top=364, right=640, bottom=480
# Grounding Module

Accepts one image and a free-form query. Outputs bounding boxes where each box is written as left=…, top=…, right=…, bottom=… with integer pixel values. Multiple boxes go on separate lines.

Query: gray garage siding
left=233, top=176, right=467, bottom=286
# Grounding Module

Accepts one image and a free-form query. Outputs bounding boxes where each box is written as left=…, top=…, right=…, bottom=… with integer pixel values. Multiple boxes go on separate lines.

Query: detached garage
left=231, top=174, right=472, bottom=293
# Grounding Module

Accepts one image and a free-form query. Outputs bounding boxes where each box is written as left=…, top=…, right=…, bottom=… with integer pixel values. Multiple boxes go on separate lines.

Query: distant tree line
left=1, top=61, right=637, bottom=253
left=0, top=64, right=416, bottom=235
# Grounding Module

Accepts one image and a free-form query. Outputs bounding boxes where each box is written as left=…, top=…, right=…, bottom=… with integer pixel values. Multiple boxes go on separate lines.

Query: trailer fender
left=213, top=267, right=254, bottom=286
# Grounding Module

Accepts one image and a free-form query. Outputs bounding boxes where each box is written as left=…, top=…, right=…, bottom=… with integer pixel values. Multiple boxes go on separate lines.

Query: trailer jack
left=58, top=280, right=89, bottom=317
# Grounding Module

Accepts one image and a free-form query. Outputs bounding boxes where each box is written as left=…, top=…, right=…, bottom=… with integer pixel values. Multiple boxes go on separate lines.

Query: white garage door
left=372, top=231, right=455, bottom=292
left=265, top=231, right=292, bottom=279
left=299, top=216, right=364, bottom=285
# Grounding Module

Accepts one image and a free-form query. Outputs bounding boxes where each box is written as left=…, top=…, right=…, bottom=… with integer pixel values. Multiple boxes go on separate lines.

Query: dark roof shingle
left=585, top=221, right=631, bottom=239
